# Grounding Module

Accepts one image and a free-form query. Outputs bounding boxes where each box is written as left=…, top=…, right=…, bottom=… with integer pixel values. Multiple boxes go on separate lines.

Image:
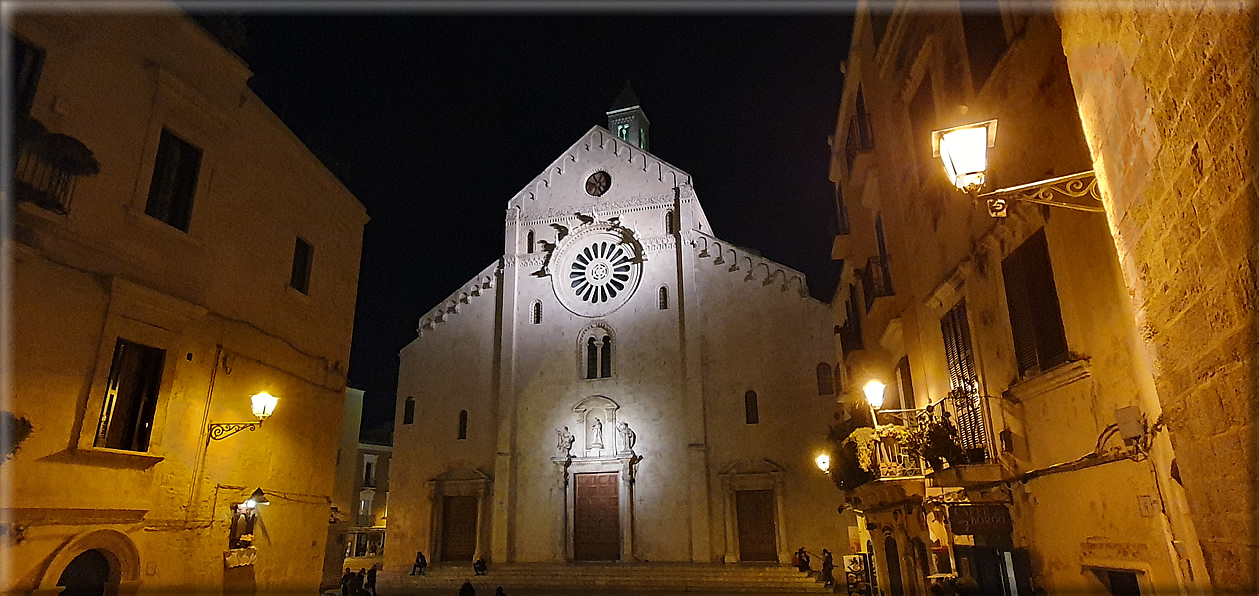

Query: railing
left=869, top=409, right=925, bottom=479
left=15, top=136, right=80, bottom=215
left=860, top=388, right=995, bottom=481
left=844, top=113, right=876, bottom=175
left=862, top=256, right=894, bottom=312
left=936, top=385, right=995, bottom=466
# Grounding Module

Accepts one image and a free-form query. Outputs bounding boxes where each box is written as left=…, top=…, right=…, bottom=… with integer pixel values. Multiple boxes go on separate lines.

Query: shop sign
left=948, top=504, right=1012, bottom=535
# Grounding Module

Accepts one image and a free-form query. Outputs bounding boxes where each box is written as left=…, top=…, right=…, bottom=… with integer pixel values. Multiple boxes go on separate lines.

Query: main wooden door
left=440, top=495, right=478, bottom=561
left=573, top=472, right=620, bottom=561
left=735, top=489, right=778, bottom=561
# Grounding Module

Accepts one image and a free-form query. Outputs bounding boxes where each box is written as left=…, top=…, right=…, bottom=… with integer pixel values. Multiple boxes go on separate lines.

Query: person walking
left=348, top=569, right=364, bottom=596
left=821, top=549, right=835, bottom=586
left=340, top=567, right=353, bottom=596
left=459, top=580, right=476, bottom=596
left=365, top=564, right=378, bottom=596
left=411, top=551, right=428, bottom=575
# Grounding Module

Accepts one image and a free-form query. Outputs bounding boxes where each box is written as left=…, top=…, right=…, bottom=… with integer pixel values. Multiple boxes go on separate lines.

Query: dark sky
left=236, top=14, right=852, bottom=434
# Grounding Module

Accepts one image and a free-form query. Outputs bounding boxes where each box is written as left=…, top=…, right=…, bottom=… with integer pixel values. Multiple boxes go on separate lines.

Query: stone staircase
left=378, top=562, right=833, bottom=593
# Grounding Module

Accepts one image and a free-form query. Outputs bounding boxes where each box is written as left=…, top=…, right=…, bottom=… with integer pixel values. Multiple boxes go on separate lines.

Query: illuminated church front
left=388, top=88, right=840, bottom=567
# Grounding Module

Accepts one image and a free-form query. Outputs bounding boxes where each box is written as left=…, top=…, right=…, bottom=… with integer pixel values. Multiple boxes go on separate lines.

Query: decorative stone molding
left=717, top=459, right=789, bottom=564
left=1001, top=359, right=1092, bottom=404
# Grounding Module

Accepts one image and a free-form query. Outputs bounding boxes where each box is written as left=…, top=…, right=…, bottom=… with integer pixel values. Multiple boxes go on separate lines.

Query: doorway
left=573, top=472, right=620, bottom=561
left=735, top=490, right=778, bottom=562
left=57, top=549, right=113, bottom=596
left=884, top=536, right=905, bottom=596
left=440, top=495, right=478, bottom=561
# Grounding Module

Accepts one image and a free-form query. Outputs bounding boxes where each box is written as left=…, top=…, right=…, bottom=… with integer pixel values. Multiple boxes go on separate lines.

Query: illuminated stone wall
left=1056, top=3, right=1256, bottom=591
left=391, top=127, right=841, bottom=569
left=5, top=10, right=368, bottom=594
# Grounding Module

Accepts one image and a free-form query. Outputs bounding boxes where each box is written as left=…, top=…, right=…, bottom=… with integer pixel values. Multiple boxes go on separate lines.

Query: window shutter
left=1024, top=232, right=1069, bottom=370
left=1002, top=247, right=1040, bottom=375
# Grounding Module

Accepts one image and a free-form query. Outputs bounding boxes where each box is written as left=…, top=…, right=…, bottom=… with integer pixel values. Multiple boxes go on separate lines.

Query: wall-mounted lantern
left=932, top=119, right=1104, bottom=218
left=208, top=392, right=279, bottom=442
left=815, top=453, right=832, bottom=475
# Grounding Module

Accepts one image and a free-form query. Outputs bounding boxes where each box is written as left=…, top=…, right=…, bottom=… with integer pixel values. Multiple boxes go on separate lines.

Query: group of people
left=793, top=546, right=836, bottom=586
left=339, top=565, right=378, bottom=596
left=409, top=551, right=505, bottom=596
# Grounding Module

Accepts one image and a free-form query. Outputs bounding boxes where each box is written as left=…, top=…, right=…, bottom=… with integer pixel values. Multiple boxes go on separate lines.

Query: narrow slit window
left=586, top=337, right=599, bottom=379
left=744, top=390, right=759, bottom=425
left=403, top=397, right=415, bottom=425
left=527, top=230, right=535, bottom=254
left=665, top=211, right=675, bottom=234
left=290, top=237, right=313, bottom=294
left=600, top=337, right=612, bottom=378
left=817, top=363, right=835, bottom=395
left=531, top=301, right=542, bottom=325
left=658, top=286, right=669, bottom=310
left=457, top=410, right=468, bottom=440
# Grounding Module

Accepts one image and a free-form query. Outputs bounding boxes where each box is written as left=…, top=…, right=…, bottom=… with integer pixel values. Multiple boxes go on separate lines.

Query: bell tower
left=606, top=81, right=650, bottom=151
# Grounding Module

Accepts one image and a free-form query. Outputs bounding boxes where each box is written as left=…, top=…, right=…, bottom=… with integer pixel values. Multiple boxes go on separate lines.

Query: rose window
left=552, top=227, right=642, bottom=318
left=570, top=241, right=632, bottom=304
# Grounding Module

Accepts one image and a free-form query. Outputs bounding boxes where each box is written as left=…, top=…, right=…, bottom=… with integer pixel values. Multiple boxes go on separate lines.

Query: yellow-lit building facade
left=3, top=8, right=368, bottom=595
left=823, top=2, right=1246, bottom=594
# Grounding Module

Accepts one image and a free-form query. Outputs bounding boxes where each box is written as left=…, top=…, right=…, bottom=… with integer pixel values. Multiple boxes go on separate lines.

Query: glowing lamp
left=815, top=453, right=832, bottom=474
left=932, top=119, right=997, bottom=193
left=251, top=392, right=279, bottom=421
left=863, top=379, right=887, bottom=410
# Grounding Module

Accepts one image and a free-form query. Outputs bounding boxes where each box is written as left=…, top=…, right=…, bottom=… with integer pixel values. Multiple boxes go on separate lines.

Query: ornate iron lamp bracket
left=208, top=421, right=262, bottom=442
left=977, top=170, right=1104, bottom=218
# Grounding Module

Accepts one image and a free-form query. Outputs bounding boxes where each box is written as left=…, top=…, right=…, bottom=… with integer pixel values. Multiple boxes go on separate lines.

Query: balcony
left=844, top=113, right=876, bottom=176
left=13, top=115, right=100, bottom=215
left=862, top=256, right=894, bottom=312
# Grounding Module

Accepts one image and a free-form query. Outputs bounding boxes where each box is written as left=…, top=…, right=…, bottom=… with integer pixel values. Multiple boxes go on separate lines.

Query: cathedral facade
left=387, top=96, right=841, bottom=568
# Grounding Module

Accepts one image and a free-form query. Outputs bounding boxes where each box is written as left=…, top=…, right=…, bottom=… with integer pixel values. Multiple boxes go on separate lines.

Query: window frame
left=289, top=236, right=314, bottom=295
left=143, top=127, right=204, bottom=233
left=1001, top=229, right=1069, bottom=378
left=744, top=390, right=760, bottom=425
left=10, top=33, right=44, bottom=115
left=93, top=337, right=167, bottom=453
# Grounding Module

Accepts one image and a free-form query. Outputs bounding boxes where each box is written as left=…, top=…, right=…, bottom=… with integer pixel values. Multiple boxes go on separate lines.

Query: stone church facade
left=387, top=96, right=844, bottom=569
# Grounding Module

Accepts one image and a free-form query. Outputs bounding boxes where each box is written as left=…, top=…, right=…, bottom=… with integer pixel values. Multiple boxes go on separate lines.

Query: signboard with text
left=948, top=504, right=1013, bottom=535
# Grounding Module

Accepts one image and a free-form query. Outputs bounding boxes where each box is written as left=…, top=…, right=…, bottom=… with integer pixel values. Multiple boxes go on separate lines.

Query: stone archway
left=36, top=529, right=141, bottom=596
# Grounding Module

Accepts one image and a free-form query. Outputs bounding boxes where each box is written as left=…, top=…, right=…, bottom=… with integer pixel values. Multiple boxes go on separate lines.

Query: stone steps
left=379, top=563, right=833, bottom=593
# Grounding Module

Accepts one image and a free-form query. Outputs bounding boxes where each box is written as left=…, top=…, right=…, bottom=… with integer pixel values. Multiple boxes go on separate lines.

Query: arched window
left=527, top=230, right=535, bottom=254
left=744, top=390, right=759, bottom=424
left=658, top=286, right=669, bottom=310
left=665, top=210, right=675, bottom=234
left=600, top=337, right=612, bottom=378
left=457, top=410, right=468, bottom=440
left=817, top=363, right=835, bottom=395
left=587, top=338, right=599, bottom=379
left=530, top=301, right=542, bottom=325
left=581, top=325, right=614, bottom=379
left=403, top=397, right=415, bottom=425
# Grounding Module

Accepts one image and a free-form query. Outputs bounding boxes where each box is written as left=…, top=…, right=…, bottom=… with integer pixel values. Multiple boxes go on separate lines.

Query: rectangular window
left=10, top=34, right=44, bottom=114
left=1002, top=229, right=1068, bottom=377
left=961, top=4, right=1009, bottom=92
left=364, top=461, right=375, bottom=487
left=940, top=301, right=988, bottom=464
left=290, top=237, right=313, bottom=294
left=908, top=73, right=937, bottom=186
left=145, top=129, right=202, bottom=232
left=95, top=338, right=166, bottom=452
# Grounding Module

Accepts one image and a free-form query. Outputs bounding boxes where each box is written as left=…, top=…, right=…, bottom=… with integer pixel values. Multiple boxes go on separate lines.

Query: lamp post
left=863, top=379, right=886, bottom=426
left=208, top=392, right=279, bottom=442
left=932, top=119, right=1104, bottom=218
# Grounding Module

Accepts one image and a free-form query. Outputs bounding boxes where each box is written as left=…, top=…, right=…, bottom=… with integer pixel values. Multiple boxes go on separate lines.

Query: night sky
left=236, top=14, right=852, bottom=434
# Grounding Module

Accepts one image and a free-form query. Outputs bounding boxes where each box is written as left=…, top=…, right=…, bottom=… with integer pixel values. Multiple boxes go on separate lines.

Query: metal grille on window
left=940, top=300, right=988, bottom=463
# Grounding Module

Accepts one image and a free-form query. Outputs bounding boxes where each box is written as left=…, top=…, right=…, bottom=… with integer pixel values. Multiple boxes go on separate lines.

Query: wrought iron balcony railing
left=13, top=116, right=100, bottom=215
left=862, top=256, right=894, bottom=311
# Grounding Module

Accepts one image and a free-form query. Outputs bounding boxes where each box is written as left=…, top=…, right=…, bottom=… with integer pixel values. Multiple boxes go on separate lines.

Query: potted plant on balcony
left=918, top=406, right=966, bottom=473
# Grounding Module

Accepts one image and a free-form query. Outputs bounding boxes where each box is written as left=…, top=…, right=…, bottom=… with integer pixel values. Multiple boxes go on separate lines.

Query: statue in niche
left=591, top=418, right=604, bottom=449
left=556, top=426, right=575, bottom=457
left=618, top=422, right=636, bottom=454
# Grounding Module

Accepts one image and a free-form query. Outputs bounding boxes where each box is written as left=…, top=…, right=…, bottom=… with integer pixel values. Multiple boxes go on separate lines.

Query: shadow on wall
left=224, top=564, right=256, bottom=596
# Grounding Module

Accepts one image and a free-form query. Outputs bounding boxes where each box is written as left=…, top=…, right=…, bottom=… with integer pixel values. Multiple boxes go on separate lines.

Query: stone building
left=823, top=1, right=1247, bottom=594
left=4, top=8, right=368, bottom=595
left=345, top=434, right=392, bottom=564
left=386, top=91, right=846, bottom=581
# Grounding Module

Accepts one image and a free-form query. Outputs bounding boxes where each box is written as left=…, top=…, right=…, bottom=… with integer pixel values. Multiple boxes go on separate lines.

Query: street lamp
left=932, top=119, right=997, bottom=194
left=209, top=392, right=280, bottom=442
left=863, top=379, right=886, bottom=427
left=932, top=119, right=1104, bottom=218
left=815, top=453, right=832, bottom=475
